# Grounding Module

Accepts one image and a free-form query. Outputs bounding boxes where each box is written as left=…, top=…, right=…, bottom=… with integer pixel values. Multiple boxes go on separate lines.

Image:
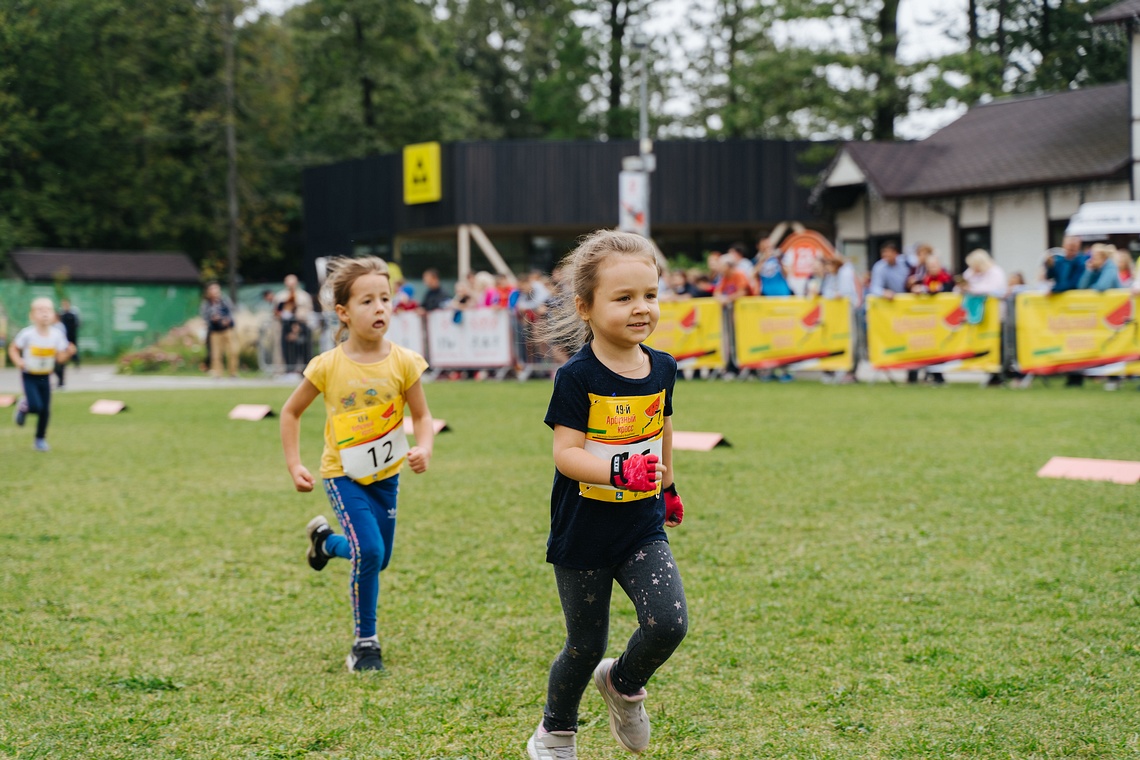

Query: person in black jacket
left=54, top=299, right=80, bottom=387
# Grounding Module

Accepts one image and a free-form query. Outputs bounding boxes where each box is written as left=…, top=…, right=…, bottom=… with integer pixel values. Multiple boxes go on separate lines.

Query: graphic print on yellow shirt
left=304, top=343, right=428, bottom=483
left=581, top=390, right=665, bottom=503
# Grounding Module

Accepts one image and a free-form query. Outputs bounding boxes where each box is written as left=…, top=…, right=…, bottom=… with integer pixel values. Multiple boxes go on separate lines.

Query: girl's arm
left=662, top=415, right=685, bottom=527
left=281, top=378, right=320, bottom=492
left=7, top=341, right=22, bottom=370
left=404, top=378, right=434, bottom=474
left=553, top=424, right=666, bottom=486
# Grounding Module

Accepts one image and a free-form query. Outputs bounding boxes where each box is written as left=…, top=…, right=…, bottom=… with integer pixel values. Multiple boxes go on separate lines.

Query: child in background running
left=9, top=297, right=74, bottom=452
left=280, top=256, right=435, bottom=673
left=527, top=230, right=687, bottom=759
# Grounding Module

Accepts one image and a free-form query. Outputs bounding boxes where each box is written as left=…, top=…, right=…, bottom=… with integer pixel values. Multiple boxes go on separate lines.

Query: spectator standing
left=54, top=298, right=80, bottom=387
left=711, top=254, right=754, bottom=302
left=754, top=239, right=792, bottom=296
left=664, top=269, right=699, bottom=299
left=904, top=243, right=934, bottom=291
left=275, top=274, right=315, bottom=374
left=201, top=282, right=239, bottom=378
left=821, top=256, right=861, bottom=305
left=868, top=242, right=911, bottom=299
left=1078, top=244, right=1123, bottom=291
left=420, top=268, right=450, bottom=311
left=1115, top=250, right=1134, bottom=287
left=912, top=255, right=954, bottom=295
left=962, top=249, right=1008, bottom=298
left=1044, top=236, right=1088, bottom=293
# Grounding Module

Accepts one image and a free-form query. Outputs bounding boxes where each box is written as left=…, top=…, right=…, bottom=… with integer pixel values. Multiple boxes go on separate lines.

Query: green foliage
left=2, top=380, right=1140, bottom=757
left=284, top=0, right=483, bottom=159
left=0, top=0, right=1131, bottom=280
left=927, top=0, right=1127, bottom=109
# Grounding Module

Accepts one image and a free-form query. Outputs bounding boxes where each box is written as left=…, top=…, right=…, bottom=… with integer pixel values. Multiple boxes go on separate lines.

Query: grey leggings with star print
left=542, top=540, right=688, bottom=733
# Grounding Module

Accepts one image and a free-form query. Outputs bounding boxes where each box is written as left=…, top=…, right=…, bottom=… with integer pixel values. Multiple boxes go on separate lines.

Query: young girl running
left=528, top=230, right=687, bottom=759
left=280, top=257, right=434, bottom=672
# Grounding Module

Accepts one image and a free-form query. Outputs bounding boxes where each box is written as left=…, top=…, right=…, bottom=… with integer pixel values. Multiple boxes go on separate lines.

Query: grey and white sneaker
left=527, top=722, right=577, bottom=760
left=346, top=639, right=383, bottom=672
left=14, top=401, right=27, bottom=427
left=305, top=515, right=333, bottom=571
left=593, top=658, right=649, bottom=753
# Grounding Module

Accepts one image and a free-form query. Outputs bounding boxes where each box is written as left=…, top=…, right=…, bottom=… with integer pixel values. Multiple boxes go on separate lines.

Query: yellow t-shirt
left=304, top=342, right=428, bottom=482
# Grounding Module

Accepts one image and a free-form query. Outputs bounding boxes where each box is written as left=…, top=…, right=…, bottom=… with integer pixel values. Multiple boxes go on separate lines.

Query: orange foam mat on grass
left=1037, top=456, right=1140, bottom=485
left=90, top=400, right=127, bottom=415
left=672, top=432, right=730, bottom=451
left=402, top=418, right=449, bottom=435
left=229, top=404, right=275, bottom=421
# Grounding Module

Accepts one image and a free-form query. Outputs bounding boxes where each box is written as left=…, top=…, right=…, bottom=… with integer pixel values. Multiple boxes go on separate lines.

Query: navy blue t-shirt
left=543, top=343, right=676, bottom=569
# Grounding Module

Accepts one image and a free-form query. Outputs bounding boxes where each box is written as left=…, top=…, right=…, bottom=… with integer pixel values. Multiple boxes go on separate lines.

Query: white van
left=1065, top=201, right=1140, bottom=239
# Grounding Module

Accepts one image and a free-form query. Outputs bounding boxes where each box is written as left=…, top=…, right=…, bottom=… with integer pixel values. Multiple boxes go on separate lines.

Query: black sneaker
left=346, top=640, right=383, bottom=672
left=305, top=515, right=333, bottom=571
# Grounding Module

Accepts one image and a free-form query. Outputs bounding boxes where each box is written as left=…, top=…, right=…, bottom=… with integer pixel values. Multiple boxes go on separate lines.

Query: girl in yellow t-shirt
left=280, top=257, right=434, bottom=673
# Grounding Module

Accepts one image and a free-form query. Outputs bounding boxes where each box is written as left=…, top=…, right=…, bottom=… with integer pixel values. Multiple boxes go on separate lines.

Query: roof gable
left=839, top=83, right=1129, bottom=199
left=9, top=249, right=200, bottom=284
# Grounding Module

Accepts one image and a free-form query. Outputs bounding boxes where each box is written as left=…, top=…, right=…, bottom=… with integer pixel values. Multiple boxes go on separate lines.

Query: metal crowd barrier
left=253, top=292, right=1140, bottom=384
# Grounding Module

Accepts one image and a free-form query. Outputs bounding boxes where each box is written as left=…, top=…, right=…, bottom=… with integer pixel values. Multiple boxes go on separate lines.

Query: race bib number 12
left=332, top=403, right=408, bottom=484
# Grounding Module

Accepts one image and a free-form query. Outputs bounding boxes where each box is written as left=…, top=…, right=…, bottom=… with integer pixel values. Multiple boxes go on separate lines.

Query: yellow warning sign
left=403, top=142, right=442, bottom=205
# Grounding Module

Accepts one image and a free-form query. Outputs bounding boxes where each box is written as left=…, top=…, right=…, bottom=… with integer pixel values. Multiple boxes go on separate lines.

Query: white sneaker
left=527, top=722, right=577, bottom=760
left=593, top=658, right=650, bottom=753
left=1105, top=380, right=1120, bottom=391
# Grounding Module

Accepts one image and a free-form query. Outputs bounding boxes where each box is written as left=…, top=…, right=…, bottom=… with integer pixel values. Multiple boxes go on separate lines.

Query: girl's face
left=578, top=255, right=659, bottom=350
left=30, top=300, right=55, bottom=328
left=336, top=273, right=392, bottom=341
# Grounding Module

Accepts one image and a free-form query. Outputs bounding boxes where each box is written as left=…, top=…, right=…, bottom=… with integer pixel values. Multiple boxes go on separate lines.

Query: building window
left=841, top=239, right=868, bottom=272
left=958, top=226, right=991, bottom=267
left=1047, top=219, right=1070, bottom=249
left=867, top=234, right=901, bottom=265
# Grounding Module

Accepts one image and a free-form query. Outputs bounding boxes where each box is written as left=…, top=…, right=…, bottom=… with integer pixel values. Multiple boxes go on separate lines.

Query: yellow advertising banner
left=644, top=298, right=725, bottom=369
left=1014, top=290, right=1139, bottom=375
left=732, top=296, right=852, bottom=371
left=866, top=293, right=1002, bottom=373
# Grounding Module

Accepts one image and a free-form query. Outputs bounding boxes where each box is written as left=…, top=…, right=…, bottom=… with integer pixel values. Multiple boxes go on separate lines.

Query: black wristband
left=664, top=483, right=678, bottom=497
left=610, top=453, right=625, bottom=488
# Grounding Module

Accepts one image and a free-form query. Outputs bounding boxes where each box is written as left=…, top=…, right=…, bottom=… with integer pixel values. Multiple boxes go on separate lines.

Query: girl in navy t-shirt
left=526, top=230, right=688, bottom=760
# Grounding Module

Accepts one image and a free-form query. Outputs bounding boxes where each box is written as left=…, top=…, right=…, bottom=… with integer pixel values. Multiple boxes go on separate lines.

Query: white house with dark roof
left=816, top=82, right=1132, bottom=281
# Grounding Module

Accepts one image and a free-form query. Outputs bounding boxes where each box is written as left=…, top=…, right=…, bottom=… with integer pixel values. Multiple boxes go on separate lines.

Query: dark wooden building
left=302, top=139, right=833, bottom=280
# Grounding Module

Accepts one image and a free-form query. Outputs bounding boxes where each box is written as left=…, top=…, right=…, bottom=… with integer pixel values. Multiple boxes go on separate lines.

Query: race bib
left=580, top=391, right=665, bottom=503
left=24, top=346, right=57, bottom=374
left=332, top=402, right=408, bottom=484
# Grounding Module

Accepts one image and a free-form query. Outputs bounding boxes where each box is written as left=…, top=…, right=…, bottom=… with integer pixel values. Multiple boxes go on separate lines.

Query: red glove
left=611, top=452, right=659, bottom=492
left=664, top=484, right=684, bottom=526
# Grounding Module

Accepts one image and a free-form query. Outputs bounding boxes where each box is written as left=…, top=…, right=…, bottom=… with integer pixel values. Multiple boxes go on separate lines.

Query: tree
left=927, top=0, right=1128, bottom=111
left=692, top=0, right=909, bottom=141
left=284, top=0, right=483, bottom=161
left=440, top=0, right=602, bottom=139
left=0, top=0, right=233, bottom=262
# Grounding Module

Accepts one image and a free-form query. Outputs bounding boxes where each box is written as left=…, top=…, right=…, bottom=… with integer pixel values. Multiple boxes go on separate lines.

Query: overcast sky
left=255, top=0, right=971, bottom=140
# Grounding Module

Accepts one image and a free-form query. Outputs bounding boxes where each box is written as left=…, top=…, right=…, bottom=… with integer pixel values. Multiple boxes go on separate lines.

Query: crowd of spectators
left=291, top=234, right=1138, bottom=385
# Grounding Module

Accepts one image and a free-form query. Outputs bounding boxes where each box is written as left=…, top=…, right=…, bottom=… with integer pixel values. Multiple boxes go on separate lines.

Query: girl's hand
left=664, top=484, right=684, bottom=528
left=407, top=446, right=431, bottom=474
left=290, top=464, right=315, bottom=492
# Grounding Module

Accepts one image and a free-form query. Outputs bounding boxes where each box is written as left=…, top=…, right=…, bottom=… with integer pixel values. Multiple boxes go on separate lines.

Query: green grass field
left=2, top=379, right=1139, bottom=759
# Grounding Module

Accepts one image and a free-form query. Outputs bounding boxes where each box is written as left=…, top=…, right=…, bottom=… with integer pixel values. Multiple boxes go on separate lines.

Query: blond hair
left=538, top=230, right=661, bottom=355
left=965, top=248, right=995, bottom=273
left=319, top=256, right=390, bottom=344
